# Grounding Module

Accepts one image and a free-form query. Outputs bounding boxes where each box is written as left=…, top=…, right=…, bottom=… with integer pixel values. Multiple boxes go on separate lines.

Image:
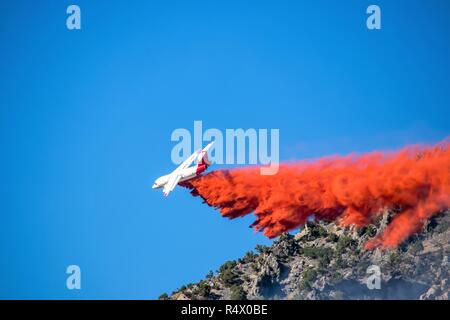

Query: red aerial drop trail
left=182, top=139, right=450, bottom=249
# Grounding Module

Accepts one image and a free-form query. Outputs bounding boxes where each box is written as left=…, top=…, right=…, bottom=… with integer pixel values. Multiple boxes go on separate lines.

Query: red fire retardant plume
left=182, top=139, right=450, bottom=249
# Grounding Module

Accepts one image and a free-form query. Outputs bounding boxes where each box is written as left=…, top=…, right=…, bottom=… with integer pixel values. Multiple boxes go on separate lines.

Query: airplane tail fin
left=197, top=151, right=211, bottom=166
left=195, top=141, right=214, bottom=173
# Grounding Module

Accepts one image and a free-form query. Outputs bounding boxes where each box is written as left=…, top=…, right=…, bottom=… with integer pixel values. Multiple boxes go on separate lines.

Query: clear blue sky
left=0, top=0, right=449, bottom=299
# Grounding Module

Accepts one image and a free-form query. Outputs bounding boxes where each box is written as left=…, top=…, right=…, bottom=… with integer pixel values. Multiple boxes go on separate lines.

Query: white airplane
left=152, top=142, right=214, bottom=196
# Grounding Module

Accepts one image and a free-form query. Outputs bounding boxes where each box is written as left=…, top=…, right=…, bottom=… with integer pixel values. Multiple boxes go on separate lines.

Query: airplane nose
left=152, top=184, right=157, bottom=189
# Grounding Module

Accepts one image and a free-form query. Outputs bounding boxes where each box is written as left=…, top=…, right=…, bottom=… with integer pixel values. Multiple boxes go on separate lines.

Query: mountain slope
left=163, top=209, right=449, bottom=300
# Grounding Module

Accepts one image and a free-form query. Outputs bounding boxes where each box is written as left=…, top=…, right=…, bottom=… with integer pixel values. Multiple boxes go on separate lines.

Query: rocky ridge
left=162, top=210, right=449, bottom=300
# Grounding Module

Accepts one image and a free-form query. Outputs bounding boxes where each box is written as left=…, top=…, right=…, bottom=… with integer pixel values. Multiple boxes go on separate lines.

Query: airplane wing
left=161, top=147, right=208, bottom=196
left=176, top=150, right=199, bottom=171
left=162, top=173, right=182, bottom=196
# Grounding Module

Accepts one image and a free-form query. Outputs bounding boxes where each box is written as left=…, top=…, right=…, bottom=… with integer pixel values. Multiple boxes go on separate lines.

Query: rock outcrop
left=163, top=210, right=449, bottom=300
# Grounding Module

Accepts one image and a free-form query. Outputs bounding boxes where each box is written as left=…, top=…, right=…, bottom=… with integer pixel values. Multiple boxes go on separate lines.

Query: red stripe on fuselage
left=196, top=163, right=207, bottom=174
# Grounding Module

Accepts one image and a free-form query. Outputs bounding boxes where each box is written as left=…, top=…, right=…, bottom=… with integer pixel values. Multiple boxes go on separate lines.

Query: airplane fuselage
left=152, top=141, right=214, bottom=196
left=152, top=164, right=206, bottom=190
